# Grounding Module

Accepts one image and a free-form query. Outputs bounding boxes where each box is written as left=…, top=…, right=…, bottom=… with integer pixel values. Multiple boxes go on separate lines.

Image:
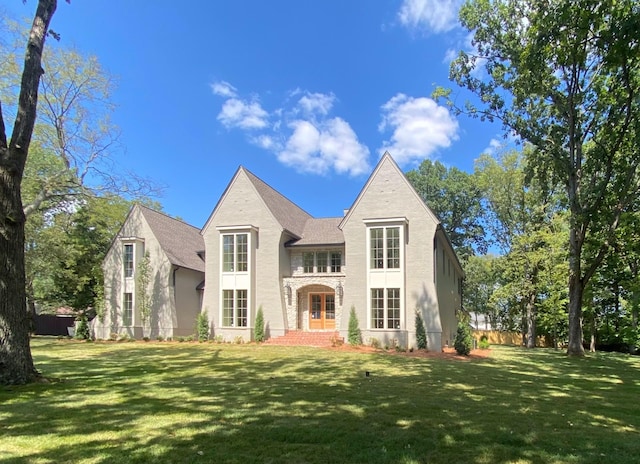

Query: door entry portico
left=309, top=293, right=335, bottom=330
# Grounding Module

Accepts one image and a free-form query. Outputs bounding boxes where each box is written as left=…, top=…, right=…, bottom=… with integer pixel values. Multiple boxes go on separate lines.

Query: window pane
left=223, top=235, right=234, bottom=272
left=370, top=228, right=384, bottom=269
left=317, top=252, right=328, bottom=273
left=330, top=252, right=342, bottom=273
left=236, top=234, right=248, bottom=272
left=124, top=244, right=134, bottom=278
left=311, top=294, right=322, bottom=319
left=387, top=227, right=400, bottom=269
left=325, top=294, right=335, bottom=319
left=223, top=289, right=234, bottom=326
left=387, top=288, right=400, bottom=329
left=303, top=252, right=314, bottom=273
left=123, top=293, right=133, bottom=326
left=371, top=288, right=384, bottom=328
left=236, top=290, right=247, bottom=327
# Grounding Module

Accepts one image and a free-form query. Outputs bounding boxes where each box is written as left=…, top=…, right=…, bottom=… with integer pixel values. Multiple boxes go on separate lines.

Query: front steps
left=264, top=330, right=343, bottom=347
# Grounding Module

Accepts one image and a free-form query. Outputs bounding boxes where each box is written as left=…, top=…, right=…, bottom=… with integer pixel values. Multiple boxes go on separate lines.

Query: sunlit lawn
left=1, top=338, right=639, bottom=464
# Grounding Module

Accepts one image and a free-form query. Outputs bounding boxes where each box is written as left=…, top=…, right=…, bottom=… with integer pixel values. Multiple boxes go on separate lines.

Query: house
left=202, top=152, right=463, bottom=349
left=98, top=153, right=463, bottom=349
left=93, top=205, right=205, bottom=339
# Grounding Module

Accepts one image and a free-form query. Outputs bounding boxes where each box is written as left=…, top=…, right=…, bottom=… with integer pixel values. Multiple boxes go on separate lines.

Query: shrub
left=196, top=312, right=209, bottom=342
left=454, top=322, right=473, bottom=356
left=348, top=306, right=362, bottom=346
left=214, top=335, right=225, bottom=344
left=74, top=314, right=90, bottom=340
left=233, top=336, right=244, bottom=344
left=415, top=309, right=427, bottom=350
left=254, top=306, right=265, bottom=342
left=156, top=335, right=164, bottom=342
left=479, top=334, right=490, bottom=350
left=369, top=338, right=381, bottom=349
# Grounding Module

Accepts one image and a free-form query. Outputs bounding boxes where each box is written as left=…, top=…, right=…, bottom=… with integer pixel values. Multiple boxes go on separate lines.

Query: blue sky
left=7, top=0, right=504, bottom=228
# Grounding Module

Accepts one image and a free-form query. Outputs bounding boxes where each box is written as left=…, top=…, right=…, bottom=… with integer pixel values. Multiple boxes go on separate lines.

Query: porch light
left=336, top=282, right=343, bottom=298
left=285, top=283, right=292, bottom=300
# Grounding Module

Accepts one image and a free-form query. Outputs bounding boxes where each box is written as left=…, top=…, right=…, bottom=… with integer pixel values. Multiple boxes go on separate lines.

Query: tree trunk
left=525, top=290, right=536, bottom=349
left=567, top=271, right=586, bottom=356
left=0, top=0, right=57, bottom=385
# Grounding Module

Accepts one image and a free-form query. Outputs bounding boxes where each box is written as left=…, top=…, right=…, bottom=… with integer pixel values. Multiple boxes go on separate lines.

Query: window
left=371, top=288, right=401, bottom=329
left=222, top=233, right=249, bottom=273
left=303, top=252, right=315, bottom=273
left=123, top=244, right=134, bottom=278
left=387, top=227, right=400, bottom=269
left=370, top=227, right=400, bottom=270
left=303, top=251, right=342, bottom=273
left=330, top=252, right=342, bottom=273
left=123, top=293, right=133, bottom=326
left=223, top=289, right=248, bottom=327
left=370, top=228, right=384, bottom=269
left=371, top=288, right=385, bottom=328
left=317, top=252, right=328, bottom=273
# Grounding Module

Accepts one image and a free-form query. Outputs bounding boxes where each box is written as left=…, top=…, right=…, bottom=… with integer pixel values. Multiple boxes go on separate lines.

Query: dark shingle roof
left=286, top=217, right=344, bottom=247
left=138, top=206, right=205, bottom=273
left=243, top=168, right=312, bottom=238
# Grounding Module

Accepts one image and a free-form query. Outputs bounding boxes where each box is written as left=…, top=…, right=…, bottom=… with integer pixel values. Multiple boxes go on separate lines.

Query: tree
left=0, top=0, right=58, bottom=385
left=406, top=159, right=486, bottom=259
left=348, top=306, right=361, bottom=346
left=136, top=251, right=152, bottom=332
left=446, top=0, right=640, bottom=355
left=415, top=309, right=427, bottom=350
left=1, top=15, right=156, bottom=218
left=454, top=322, right=473, bottom=356
left=254, top=306, right=265, bottom=342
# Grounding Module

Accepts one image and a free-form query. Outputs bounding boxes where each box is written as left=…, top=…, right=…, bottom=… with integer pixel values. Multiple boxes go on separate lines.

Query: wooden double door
left=309, top=293, right=336, bottom=330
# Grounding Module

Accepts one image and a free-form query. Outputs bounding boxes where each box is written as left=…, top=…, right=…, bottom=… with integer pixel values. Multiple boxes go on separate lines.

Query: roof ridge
left=136, top=203, right=201, bottom=230
left=242, top=167, right=313, bottom=219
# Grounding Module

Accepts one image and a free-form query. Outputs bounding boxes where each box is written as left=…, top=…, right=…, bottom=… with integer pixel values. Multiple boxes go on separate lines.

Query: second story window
left=123, top=244, right=134, bottom=278
left=302, top=251, right=343, bottom=274
left=222, top=233, right=248, bottom=272
left=370, top=226, right=400, bottom=270
left=330, top=252, right=342, bottom=273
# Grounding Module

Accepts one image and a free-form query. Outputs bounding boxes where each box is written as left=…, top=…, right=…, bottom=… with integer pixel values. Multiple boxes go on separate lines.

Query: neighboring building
left=98, top=153, right=463, bottom=348
left=202, top=152, right=463, bottom=349
left=94, top=205, right=205, bottom=339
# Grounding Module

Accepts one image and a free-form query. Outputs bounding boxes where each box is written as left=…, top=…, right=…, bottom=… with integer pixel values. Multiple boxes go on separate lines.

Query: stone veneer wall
left=282, top=276, right=345, bottom=331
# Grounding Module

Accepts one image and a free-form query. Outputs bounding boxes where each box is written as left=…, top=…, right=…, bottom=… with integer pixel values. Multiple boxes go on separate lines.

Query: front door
left=309, top=293, right=335, bottom=330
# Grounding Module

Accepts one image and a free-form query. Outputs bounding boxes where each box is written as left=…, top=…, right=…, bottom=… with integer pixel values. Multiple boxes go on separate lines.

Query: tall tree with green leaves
left=445, top=0, right=640, bottom=356
left=0, top=0, right=58, bottom=385
left=406, top=159, right=486, bottom=259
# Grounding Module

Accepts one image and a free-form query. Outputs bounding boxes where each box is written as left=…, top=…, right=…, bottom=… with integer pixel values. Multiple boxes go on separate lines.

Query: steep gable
left=138, top=205, right=205, bottom=273
left=202, top=167, right=312, bottom=238
left=339, top=152, right=440, bottom=229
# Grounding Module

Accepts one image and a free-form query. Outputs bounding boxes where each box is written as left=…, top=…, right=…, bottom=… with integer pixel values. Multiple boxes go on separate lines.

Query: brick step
left=265, top=330, right=343, bottom=347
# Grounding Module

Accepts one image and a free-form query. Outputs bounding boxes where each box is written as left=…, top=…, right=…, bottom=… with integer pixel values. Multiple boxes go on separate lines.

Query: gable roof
left=202, top=166, right=312, bottom=238
left=286, top=217, right=344, bottom=247
left=137, top=205, right=205, bottom=273
left=242, top=168, right=312, bottom=238
left=339, top=152, right=440, bottom=230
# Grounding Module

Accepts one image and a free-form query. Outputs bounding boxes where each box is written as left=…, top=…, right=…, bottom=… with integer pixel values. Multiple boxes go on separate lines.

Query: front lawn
left=1, top=339, right=639, bottom=464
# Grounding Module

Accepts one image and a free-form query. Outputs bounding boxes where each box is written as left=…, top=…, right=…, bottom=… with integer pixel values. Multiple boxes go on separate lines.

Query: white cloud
left=210, top=80, right=237, bottom=98
left=378, top=93, right=459, bottom=165
left=297, top=92, right=335, bottom=116
left=398, top=0, right=463, bottom=34
left=212, top=82, right=370, bottom=176
left=217, top=98, right=269, bottom=130
left=277, top=118, right=370, bottom=176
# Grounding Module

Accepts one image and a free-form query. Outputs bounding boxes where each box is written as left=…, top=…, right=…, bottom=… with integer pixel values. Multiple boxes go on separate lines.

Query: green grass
left=1, top=339, right=639, bottom=464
